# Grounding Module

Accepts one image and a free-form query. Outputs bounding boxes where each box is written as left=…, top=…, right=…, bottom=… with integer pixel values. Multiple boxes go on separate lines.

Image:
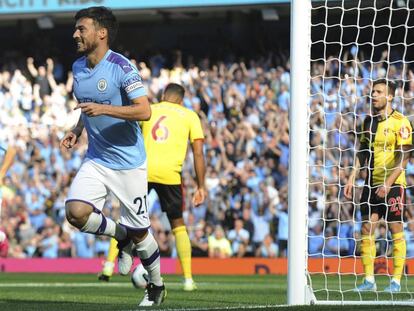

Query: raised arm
left=27, top=57, right=38, bottom=77
left=46, top=58, right=58, bottom=91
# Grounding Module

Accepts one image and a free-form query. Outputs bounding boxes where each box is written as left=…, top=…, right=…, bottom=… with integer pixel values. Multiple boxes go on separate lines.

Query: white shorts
left=66, top=159, right=150, bottom=230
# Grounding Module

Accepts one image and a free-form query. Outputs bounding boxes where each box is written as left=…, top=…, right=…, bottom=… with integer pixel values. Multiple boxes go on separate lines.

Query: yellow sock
left=361, top=234, right=376, bottom=280
left=173, top=225, right=192, bottom=280
left=392, top=231, right=406, bottom=282
left=108, top=237, right=119, bottom=263
left=102, top=238, right=119, bottom=277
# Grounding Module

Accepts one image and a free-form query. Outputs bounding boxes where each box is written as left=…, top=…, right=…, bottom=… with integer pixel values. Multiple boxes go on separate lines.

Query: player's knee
left=65, top=202, right=93, bottom=228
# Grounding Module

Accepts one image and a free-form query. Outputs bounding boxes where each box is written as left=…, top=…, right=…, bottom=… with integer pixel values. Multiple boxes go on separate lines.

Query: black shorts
left=360, top=184, right=405, bottom=222
left=148, top=182, right=183, bottom=220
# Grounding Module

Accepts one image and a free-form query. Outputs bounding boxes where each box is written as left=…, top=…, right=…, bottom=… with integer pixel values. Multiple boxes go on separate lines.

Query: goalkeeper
left=345, top=79, right=412, bottom=293
left=99, top=83, right=206, bottom=291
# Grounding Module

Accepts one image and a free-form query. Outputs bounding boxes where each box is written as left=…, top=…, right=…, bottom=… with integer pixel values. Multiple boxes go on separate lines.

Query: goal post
left=289, top=0, right=414, bottom=306
left=288, top=0, right=312, bottom=306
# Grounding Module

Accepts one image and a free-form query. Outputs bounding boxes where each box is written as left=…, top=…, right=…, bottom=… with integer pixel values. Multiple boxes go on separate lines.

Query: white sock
left=392, top=278, right=400, bottom=285
left=81, top=212, right=126, bottom=240
left=134, top=232, right=162, bottom=286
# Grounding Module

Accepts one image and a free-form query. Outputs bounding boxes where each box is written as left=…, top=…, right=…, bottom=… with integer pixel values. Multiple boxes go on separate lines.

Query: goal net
left=290, top=0, right=414, bottom=306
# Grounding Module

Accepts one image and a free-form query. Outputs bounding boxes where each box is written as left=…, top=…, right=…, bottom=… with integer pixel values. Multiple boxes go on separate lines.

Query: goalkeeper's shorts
left=360, top=183, right=405, bottom=222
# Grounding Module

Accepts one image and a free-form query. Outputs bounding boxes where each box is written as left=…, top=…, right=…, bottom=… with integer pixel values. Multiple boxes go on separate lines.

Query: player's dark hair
left=164, top=83, right=185, bottom=100
left=75, top=6, right=118, bottom=46
left=373, top=79, right=396, bottom=97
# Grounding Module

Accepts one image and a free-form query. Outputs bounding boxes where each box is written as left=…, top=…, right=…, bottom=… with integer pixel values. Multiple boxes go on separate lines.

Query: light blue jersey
left=73, top=49, right=147, bottom=170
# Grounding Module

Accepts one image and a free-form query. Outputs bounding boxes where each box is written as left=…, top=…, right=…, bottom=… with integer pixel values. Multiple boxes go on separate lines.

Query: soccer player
left=99, top=83, right=206, bottom=291
left=60, top=7, right=165, bottom=306
left=344, top=79, right=412, bottom=293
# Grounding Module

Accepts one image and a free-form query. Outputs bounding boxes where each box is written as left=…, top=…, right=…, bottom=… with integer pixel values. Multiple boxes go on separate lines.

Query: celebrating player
left=60, top=6, right=165, bottom=306
left=344, top=79, right=412, bottom=293
left=99, top=83, right=206, bottom=291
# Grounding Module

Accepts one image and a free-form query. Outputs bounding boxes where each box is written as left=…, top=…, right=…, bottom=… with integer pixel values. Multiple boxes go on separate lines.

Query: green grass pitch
left=0, top=273, right=414, bottom=310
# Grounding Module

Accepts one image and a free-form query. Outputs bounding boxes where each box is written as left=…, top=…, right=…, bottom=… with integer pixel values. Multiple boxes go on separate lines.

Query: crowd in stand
left=1, top=48, right=414, bottom=260
left=0, top=51, right=287, bottom=259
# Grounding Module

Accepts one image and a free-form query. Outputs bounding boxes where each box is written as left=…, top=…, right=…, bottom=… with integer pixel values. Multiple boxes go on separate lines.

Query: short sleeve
left=396, top=117, right=412, bottom=146
left=189, top=111, right=204, bottom=143
left=121, top=68, right=147, bottom=100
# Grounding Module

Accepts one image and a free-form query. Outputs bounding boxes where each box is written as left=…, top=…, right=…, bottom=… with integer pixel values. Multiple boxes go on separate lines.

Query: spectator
left=308, top=223, right=324, bottom=258
left=38, top=225, right=59, bottom=258
left=58, top=231, right=72, bottom=257
left=255, top=234, right=278, bottom=258
left=72, top=231, right=95, bottom=258
left=227, top=218, right=250, bottom=257
left=208, top=225, right=232, bottom=258
left=191, top=222, right=209, bottom=257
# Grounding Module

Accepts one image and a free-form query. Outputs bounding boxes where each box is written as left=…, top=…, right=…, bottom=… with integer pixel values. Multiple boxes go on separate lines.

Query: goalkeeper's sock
left=135, top=232, right=162, bottom=286
left=392, top=231, right=406, bottom=283
left=361, top=234, right=376, bottom=282
left=81, top=211, right=127, bottom=241
left=173, top=225, right=193, bottom=280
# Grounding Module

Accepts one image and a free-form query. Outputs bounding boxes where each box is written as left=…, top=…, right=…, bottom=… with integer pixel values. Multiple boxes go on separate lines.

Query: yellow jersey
left=142, top=101, right=204, bottom=184
left=360, top=110, right=412, bottom=186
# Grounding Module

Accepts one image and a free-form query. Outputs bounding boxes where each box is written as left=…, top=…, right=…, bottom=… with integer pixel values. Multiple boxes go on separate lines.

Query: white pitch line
left=0, top=282, right=276, bottom=288
left=0, top=282, right=132, bottom=287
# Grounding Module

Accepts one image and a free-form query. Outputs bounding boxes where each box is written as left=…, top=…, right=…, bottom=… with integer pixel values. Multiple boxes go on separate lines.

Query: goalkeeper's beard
left=372, top=102, right=389, bottom=117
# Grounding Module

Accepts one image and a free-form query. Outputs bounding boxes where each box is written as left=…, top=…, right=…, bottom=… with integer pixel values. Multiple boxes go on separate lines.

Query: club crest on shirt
left=399, top=126, right=410, bottom=139
left=97, top=79, right=107, bottom=92
left=383, top=128, right=390, bottom=136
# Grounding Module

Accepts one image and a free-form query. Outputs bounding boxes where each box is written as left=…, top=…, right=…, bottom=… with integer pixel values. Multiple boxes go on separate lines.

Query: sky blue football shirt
left=72, top=49, right=147, bottom=170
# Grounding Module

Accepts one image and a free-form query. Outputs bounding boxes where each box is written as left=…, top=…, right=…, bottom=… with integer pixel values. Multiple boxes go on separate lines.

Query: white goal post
left=288, top=0, right=312, bottom=306
left=289, top=0, right=414, bottom=306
